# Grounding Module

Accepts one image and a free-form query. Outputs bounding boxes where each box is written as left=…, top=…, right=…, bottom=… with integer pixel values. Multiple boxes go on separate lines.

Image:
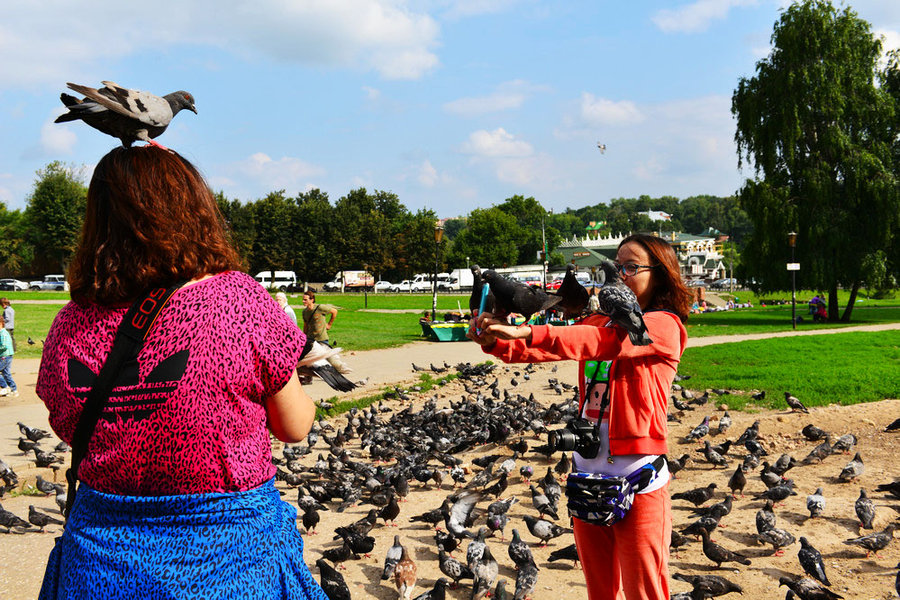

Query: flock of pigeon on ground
left=5, top=359, right=900, bottom=600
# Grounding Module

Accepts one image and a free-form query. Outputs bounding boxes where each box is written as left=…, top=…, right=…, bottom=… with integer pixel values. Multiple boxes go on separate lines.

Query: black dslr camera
left=547, top=418, right=602, bottom=459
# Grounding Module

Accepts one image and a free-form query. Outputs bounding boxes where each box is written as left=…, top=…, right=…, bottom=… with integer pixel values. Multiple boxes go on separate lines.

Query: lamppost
left=788, top=231, right=797, bottom=329
left=363, top=263, right=368, bottom=308
left=433, top=223, right=443, bottom=321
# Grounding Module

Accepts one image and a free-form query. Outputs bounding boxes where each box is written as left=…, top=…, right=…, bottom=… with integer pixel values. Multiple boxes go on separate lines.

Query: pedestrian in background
left=276, top=291, right=298, bottom=326
left=301, top=290, right=351, bottom=374
left=0, top=314, right=16, bottom=397
left=1, top=298, right=15, bottom=351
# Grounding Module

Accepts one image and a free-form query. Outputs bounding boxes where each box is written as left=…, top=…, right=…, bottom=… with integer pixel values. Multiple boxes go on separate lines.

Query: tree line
left=1, top=163, right=750, bottom=284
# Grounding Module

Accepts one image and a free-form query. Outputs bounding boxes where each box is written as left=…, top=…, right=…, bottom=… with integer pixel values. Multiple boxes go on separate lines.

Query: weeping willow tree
left=732, top=0, right=900, bottom=321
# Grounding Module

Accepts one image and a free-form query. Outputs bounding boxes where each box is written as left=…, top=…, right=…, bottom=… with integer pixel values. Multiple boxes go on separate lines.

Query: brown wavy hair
left=68, top=146, right=242, bottom=305
left=619, top=233, right=691, bottom=322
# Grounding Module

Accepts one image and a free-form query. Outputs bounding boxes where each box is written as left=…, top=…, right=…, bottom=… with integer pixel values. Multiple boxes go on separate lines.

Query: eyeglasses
left=614, top=263, right=657, bottom=277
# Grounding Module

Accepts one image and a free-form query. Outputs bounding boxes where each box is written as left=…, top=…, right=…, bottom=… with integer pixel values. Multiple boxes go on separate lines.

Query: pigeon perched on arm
left=593, top=260, right=652, bottom=346
left=550, top=264, right=589, bottom=319
left=481, top=270, right=560, bottom=322
left=55, top=81, right=196, bottom=147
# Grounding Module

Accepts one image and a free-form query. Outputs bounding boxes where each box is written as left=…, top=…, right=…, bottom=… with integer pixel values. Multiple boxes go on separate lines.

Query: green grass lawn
left=678, top=330, right=900, bottom=410
left=685, top=305, right=900, bottom=337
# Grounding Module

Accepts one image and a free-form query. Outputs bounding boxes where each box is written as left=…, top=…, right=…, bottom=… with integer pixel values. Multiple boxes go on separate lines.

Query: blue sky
left=2, top=1, right=898, bottom=218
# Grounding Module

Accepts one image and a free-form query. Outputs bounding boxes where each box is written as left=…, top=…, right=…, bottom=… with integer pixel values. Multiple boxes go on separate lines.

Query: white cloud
left=362, top=86, right=382, bottom=101
left=652, top=0, right=759, bottom=34
left=418, top=160, right=439, bottom=186
left=579, top=93, right=644, bottom=127
left=40, top=112, right=77, bottom=155
left=234, top=152, right=326, bottom=192
left=0, top=1, right=440, bottom=89
left=876, top=28, right=900, bottom=65
left=442, top=0, right=521, bottom=19
left=444, top=92, right=525, bottom=117
left=461, top=128, right=533, bottom=158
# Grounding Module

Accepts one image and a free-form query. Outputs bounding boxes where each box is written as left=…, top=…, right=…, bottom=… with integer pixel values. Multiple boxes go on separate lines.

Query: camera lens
left=548, top=429, right=578, bottom=452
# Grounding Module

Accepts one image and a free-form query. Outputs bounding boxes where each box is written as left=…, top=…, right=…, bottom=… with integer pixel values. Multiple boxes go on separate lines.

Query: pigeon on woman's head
left=55, top=81, right=196, bottom=148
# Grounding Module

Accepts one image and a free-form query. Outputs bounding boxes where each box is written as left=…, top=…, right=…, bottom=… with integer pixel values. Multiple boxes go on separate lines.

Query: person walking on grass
left=469, top=233, right=691, bottom=600
left=0, top=315, right=17, bottom=397
left=1, top=298, right=15, bottom=352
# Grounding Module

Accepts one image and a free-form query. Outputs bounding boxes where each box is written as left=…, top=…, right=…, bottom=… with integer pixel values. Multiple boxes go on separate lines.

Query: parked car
left=29, top=274, right=69, bottom=291
left=710, top=278, right=738, bottom=289
left=546, top=277, right=564, bottom=291
left=0, top=278, right=28, bottom=291
left=374, top=280, right=392, bottom=292
left=520, top=275, right=543, bottom=288
left=254, top=270, right=298, bottom=291
left=390, top=280, right=413, bottom=293
left=686, top=279, right=707, bottom=288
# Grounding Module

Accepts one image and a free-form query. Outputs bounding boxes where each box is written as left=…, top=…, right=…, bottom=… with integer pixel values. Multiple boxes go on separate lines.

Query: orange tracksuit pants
left=572, top=484, right=671, bottom=600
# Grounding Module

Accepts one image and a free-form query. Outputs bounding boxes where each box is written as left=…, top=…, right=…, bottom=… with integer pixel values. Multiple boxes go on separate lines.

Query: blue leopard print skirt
left=39, top=478, right=327, bottom=600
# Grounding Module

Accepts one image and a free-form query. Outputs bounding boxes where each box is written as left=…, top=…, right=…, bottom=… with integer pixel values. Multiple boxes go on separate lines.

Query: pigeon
left=831, top=433, right=857, bottom=454
left=513, top=560, right=538, bottom=600
left=735, top=420, right=760, bottom=444
left=547, top=543, right=579, bottom=566
left=680, top=515, right=721, bottom=539
left=55, top=81, right=196, bottom=148
left=875, top=481, right=900, bottom=500
left=668, top=454, right=691, bottom=478
left=18, top=422, right=51, bottom=442
left=806, top=488, right=826, bottom=519
left=593, top=260, right=652, bottom=346
left=802, top=424, right=827, bottom=441
left=529, top=484, right=558, bottom=520
left=698, top=528, right=751, bottom=568
left=838, top=452, right=864, bottom=482
left=779, top=576, right=844, bottom=600
left=470, top=544, right=499, bottom=600
left=751, top=390, right=766, bottom=401
left=550, top=264, right=590, bottom=318
left=843, top=523, right=897, bottom=556
left=0, top=507, right=32, bottom=532
left=322, top=542, right=352, bottom=566
left=690, top=495, right=732, bottom=520
left=27, top=505, right=64, bottom=532
left=671, top=483, right=717, bottom=506
left=727, top=464, right=747, bottom=498
left=316, top=559, right=351, bottom=600
left=784, top=392, right=809, bottom=413
left=446, top=492, right=481, bottom=539
left=758, top=527, right=796, bottom=556
left=468, top=265, right=494, bottom=315
left=507, top=529, right=534, bottom=568
left=522, top=515, right=571, bottom=546
left=672, top=573, right=743, bottom=598
left=802, top=435, right=834, bottom=464
left=393, top=545, right=418, bottom=600
left=698, top=440, right=729, bottom=468
left=717, top=411, right=732, bottom=435
left=381, top=535, right=403, bottom=581
left=297, top=340, right=356, bottom=392
left=438, top=549, right=473, bottom=587
left=854, top=489, right=875, bottom=530
left=435, top=530, right=460, bottom=555
left=756, top=482, right=797, bottom=504
left=466, top=527, right=489, bottom=572
left=301, top=505, right=320, bottom=535
left=798, top=537, right=830, bottom=586
left=756, top=500, right=776, bottom=534
left=885, top=417, right=900, bottom=432
left=481, top=270, right=560, bottom=322
left=412, top=578, right=449, bottom=600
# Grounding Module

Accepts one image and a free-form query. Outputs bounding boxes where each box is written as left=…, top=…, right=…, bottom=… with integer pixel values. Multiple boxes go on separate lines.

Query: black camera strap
left=64, top=282, right=184, bottom=518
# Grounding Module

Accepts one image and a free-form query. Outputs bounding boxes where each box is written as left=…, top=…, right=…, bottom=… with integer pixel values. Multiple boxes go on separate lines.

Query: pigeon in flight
left=594, top=259, right=652, bottom=346
left=56, top=81, right=196, bottom=147
left=297, top=339, right=356, bottom=392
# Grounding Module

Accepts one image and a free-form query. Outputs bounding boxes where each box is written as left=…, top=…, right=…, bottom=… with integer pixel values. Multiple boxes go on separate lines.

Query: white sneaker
left=0, top=387, right=9, bottom=396
left=8, top=390, right=17, bottom=397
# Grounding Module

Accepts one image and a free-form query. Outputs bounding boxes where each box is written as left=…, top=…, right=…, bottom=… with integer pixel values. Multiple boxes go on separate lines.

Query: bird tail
left=627, top=327, right=653, bottom=346
left=298, top=363, right=356, bottom=392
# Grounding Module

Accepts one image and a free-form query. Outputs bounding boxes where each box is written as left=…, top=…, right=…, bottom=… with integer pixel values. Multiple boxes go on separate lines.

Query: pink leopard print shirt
left=37, top=271, right=304, bottom=495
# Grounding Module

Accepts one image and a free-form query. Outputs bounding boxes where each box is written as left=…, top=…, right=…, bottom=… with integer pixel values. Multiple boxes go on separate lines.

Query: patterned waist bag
left=565, top=455, right=666, bottom=526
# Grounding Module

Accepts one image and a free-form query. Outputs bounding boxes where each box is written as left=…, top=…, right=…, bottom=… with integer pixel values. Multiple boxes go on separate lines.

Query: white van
left=411, top=273, right=451, bottom=292
left=254, top=271, right=297, bottom=291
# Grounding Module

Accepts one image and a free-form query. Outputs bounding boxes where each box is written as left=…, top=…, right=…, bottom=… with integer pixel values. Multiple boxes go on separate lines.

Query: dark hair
left=68, top=146, right=242, bottom=305
left=303, top=290, right=316, bottom=301
left=619, top=234, right=691, bottom=322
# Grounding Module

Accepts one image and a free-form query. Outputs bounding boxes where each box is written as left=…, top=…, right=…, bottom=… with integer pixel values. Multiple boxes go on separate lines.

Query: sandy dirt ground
left=1, top=324, right=899, bottom=599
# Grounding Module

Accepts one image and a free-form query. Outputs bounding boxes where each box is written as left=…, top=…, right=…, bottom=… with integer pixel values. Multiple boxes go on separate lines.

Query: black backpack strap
left=64, top=282, right=184, bottom=517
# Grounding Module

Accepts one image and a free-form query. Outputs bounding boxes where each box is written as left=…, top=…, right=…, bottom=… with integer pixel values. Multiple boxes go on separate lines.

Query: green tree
left=449, top=207, right=520, bottom=268
left=215, top=192, right=256, bottom=269
left=249, top=191, right=296, bottom=277
left=0, top=206, right=33, bottom=273
left=293, top=189, right=335, bottom=283
left=732, top=0, right=899, bottom=321
left=25, top=162, right=87, bottom=271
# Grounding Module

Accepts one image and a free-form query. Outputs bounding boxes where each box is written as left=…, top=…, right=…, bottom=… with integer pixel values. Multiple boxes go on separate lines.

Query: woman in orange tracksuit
left=469, top=234, right=691, bottom=600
